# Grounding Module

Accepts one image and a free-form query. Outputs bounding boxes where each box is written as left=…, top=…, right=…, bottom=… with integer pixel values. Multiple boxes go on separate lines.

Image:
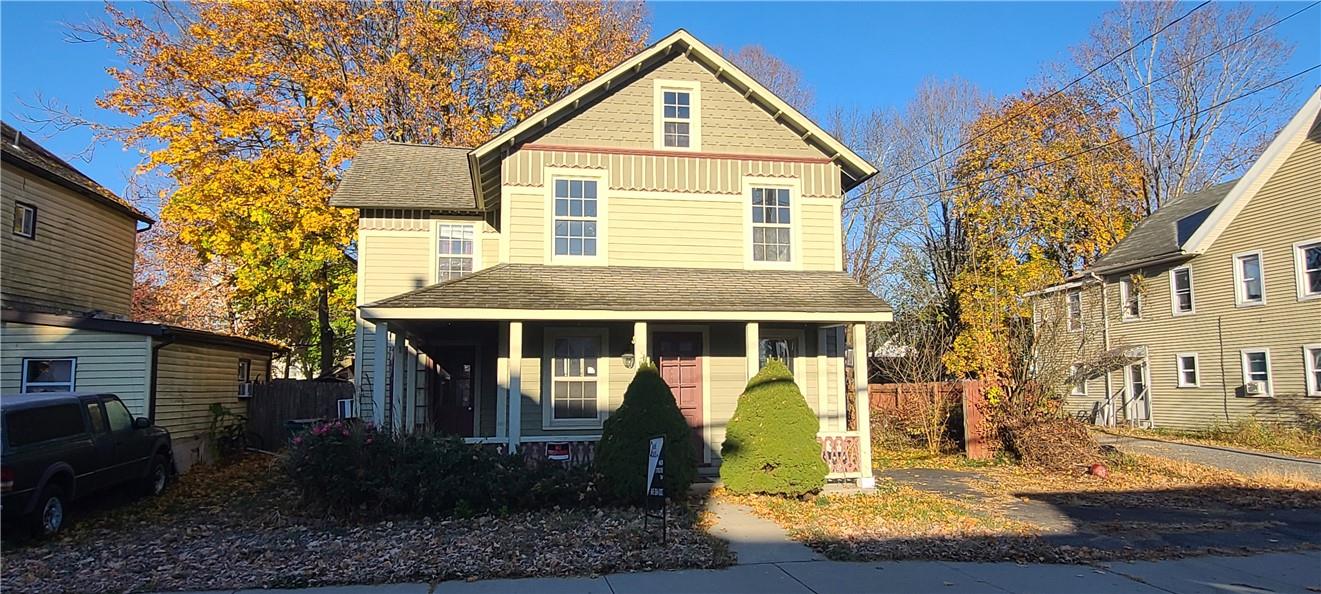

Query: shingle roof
left=330, top=141, right=478, bottom=210
left=1091, top=179, right=1239, bottom=272
left=364, top=263, right=891, bottom=314
left=1, top=121, right=153, bottom=223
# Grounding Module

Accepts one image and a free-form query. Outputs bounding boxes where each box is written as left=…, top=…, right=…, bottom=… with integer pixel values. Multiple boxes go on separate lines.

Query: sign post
left=644, top=435, right=667, bottom=545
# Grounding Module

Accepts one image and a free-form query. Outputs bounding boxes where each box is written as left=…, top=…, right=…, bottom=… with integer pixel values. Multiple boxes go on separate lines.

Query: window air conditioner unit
left=1243, top=381, right=1268, bottom=396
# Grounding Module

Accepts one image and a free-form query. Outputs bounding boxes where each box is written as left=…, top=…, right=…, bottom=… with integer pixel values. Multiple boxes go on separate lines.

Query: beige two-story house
left=0, top=121, right=281, bottom=470
left=1036, top=89, right=1321, bottom=431
left=332, top=30, right=891, bottom=486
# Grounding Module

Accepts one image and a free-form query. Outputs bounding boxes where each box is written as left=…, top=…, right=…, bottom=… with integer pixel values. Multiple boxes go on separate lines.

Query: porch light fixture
left=622, top=352, right=636, bottom=369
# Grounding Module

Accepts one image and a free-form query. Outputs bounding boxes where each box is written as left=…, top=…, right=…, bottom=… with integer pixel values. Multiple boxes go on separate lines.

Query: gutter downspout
left=148, top=334, right=177, bottom=422
left=1087, top=272, right=1113, bottom=427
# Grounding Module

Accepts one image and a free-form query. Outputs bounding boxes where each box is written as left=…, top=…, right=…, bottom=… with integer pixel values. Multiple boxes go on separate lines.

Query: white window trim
left=13, top=202, right=36, bottom=239
left=1119, top=277, right=1141, bottom=321
left=20, top=357, right=77, bottom=392
left=1304, top=344, right=1321, bottom=397
left=1293, top=238, right=1321, bottom=301
left=541, top=327, right=610, bottom=430
left=1239, top=348, right=1274, bottom=397
left=1070, top=364, right=1087, bottom=396
left=431, top=220, right=482, bottom=282
left=1065, top=290, right=1083, bottom=332
left=1175, top=353, right=1199, bottom=388
left=543, top=167, right=608, bottom=266
left=1231, top=250, right=1266, bottom=307
left=652, top=79, right=701, bottom=151
left=743, top=175, right=803, bottom=270
left=1169, top=266, right=1196, bottom=316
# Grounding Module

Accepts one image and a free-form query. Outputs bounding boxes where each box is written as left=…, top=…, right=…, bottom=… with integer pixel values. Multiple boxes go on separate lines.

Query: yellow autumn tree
left=946, top=89, right=1144, bottom=385
left=78, top=1, right=648, bottom=375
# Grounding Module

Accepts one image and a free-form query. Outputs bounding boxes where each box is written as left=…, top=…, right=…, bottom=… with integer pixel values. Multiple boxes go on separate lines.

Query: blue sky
left=3, top=1, right=1318, bottom=216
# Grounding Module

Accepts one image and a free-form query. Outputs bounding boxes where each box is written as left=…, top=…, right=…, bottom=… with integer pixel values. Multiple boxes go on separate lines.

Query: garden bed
left=0, top=456, right=732, bottom=594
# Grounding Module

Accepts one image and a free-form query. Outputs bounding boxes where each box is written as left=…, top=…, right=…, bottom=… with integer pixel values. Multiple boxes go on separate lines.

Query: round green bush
left=720, top=359, right=828, bottom=497
left=595, top=362, right=696, bottom=504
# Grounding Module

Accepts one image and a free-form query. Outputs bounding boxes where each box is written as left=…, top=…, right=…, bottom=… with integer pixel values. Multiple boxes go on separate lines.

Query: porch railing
left=817, top=431, right=861, bottom=477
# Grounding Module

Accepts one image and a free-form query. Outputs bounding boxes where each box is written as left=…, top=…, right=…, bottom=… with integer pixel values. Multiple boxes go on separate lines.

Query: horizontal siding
left=801, top=202, right=838, bottom=270
left=0, top=322, right=149, bottom=415
left=706, top=323, right=747, bottom=463
left=608, top=196, right=743, bottom=267
left=154, top=342, right=269, bottom=441
left=0, top=165, right=137, bottom=316
left=536, top=52, right=822, bottom=159
left=504, top=149, right=841, bottom=198
left=359, top=232, right=433, bottom=303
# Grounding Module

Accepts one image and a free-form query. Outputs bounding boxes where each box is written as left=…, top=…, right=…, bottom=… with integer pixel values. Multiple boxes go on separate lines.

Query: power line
left=845, top=0, right=1212, bottom=208
left=856, top=0, right=1320, bottom=188
left=844, top=64, right=1320, bottom=213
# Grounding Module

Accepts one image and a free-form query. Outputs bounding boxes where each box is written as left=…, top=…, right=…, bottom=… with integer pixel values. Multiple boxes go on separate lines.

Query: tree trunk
left=317, top=281, right=334, bottom=378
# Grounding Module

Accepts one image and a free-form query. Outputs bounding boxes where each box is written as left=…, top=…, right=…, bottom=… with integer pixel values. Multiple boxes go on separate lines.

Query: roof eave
left=1, top=152, right=155, bottom=224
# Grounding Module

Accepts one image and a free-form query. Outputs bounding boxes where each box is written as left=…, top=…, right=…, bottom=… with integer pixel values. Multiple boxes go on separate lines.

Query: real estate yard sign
left=644, top=435, right=666, bottom=544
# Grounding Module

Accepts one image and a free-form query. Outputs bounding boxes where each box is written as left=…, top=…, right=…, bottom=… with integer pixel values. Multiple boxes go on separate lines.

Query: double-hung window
left=1233, top=251, right=1265, bottom=306
left=437, top=223, right=475, bottom=280
left=1119, top=276, right=1141, bottom=320
left=237, top=358, right=253, bottom=398
left=21, top=358, right=75, bottom=392
left=1303, top=344, right=1321, bottom=397
left=552, top=178, right=599, bottom=258
left=12, top=202, right=36, bottom=239
left=1176, top=353, right=1199, bottom=388
left=654, top=80, right=699, bottom=150
left=545, top=329, right=607, bottom=428
left=751, top=187, right=792, bottom=263
left=1240, top=348, right=1272, bottom=396
left=1171, top=267, right=1194, bottom=315
left=1294, top=240, right=1321, bottom=300
left=1066, top=290, right=1083, bottom=331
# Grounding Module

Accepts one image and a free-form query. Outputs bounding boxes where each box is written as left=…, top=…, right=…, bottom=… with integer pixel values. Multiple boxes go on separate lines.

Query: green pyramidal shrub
left=595, top=362, right=696, bottom=504
left=720, top=359, right=828, bottom=497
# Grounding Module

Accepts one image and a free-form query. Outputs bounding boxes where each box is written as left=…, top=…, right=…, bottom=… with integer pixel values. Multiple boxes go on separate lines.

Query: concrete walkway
left=171, top=551, right=1321, bottom=593
left=1095, top=431, right=1321, bottom=481
left=706, top=499, right=823, bottom=564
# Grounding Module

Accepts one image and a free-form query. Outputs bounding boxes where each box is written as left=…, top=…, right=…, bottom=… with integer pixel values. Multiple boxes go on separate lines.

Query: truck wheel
left=144, top=454, right=169, bottom=497
left=29, top=484, right=67, bottom=539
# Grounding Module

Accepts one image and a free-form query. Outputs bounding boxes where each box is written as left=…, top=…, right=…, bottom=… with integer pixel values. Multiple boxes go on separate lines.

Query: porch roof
left=361, top=264, right=891, bottom=322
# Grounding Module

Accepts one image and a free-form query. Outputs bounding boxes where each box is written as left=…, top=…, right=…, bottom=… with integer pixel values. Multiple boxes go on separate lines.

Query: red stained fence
left=868, top=380, right=995, bottom=460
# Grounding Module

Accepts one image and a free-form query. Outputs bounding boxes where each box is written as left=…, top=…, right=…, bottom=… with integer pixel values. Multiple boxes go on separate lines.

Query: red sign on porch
left=546, top=441, right=570, bottom=462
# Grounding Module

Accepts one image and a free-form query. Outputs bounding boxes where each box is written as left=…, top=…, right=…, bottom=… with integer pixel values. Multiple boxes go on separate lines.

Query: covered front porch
left=356, top=264, right=891, bottom=487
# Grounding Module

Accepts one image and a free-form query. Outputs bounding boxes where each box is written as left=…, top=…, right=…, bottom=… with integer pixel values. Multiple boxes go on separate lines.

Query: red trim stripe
left=523, top=143, right=835, bottom=165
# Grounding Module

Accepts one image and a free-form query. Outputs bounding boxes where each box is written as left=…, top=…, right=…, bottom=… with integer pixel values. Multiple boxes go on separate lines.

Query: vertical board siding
left=536, top=52, right=821, bottom=159
left=0, top=322, right=149, bottom=414
left=154, top=342, right=269, bottom=441
left=1, top=165, right=137, bottom=316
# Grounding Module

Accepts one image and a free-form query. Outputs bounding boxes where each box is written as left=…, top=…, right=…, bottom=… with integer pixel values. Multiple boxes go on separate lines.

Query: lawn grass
left=1105, top=419, right=1321, bottom=460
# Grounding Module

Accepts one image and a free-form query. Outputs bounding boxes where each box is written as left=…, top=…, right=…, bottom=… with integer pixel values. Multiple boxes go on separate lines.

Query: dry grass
left=1106, top=419, right=1321, bottom=460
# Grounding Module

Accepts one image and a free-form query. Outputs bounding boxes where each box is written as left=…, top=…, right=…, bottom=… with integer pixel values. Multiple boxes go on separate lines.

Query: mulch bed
left=1, top=456, right=732, bottom=594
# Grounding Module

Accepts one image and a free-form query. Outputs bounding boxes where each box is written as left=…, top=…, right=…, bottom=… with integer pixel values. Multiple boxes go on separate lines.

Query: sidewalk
left=172, top=552, right=1321, bottom=593
left=1094, top=431, right=1321, bottom=481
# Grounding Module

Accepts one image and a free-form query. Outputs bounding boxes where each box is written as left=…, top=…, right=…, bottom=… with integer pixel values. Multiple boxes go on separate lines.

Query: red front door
left=654, top=332, right=704, bottom=462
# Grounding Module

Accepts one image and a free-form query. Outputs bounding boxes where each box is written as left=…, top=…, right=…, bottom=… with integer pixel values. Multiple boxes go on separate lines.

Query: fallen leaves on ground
left=1, top=456, right=732, bottom=594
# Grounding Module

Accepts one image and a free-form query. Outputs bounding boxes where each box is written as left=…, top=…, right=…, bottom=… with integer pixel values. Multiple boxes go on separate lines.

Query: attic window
left=654, top=80, right=700, bottom=151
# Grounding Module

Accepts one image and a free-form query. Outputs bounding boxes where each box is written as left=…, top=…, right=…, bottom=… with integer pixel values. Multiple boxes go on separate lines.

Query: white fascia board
left=360, top=307, right=893, bottom=323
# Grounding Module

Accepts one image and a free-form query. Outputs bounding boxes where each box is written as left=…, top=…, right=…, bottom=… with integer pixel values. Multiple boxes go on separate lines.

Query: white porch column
left=391, top=331, right=407, bottom=433
left=744, top=321, right=760, bottom=381
left=372, top=322, right=388, bottom=427
left=852, top=322, right=875, bottom=489
left=507, top=321, right=524, bottom=452
left=495, top=322, right=509, bottom=439
left=816, top=326, right=829, bottom=428
left=633, top=321, right=648, bottom=365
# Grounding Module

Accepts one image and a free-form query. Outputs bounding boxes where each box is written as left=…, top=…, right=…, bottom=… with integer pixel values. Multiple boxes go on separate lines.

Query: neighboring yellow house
left=0, top=121, right=281, bottom=471
left=332, top=30, right=891, bottom=487
left=1034, top=89, right=1321, bottom=431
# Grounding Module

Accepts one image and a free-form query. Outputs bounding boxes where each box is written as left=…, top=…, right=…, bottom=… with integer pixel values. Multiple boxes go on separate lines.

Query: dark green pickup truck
left=1, top=392, right=173, bottom=538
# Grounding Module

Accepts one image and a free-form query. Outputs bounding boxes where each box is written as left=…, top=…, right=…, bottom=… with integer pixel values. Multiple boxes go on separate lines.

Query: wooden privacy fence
left=246, top=379, right=355, bottom=450
left=868, top=380, right=995, bottom=460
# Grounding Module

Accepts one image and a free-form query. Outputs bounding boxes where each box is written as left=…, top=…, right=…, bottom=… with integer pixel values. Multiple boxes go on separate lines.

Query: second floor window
left=752, top=187, right=791, bottom=263
left=1233, top=252, right=1264, bottom=306
left=12, top=202, right=36, bottom=239
left=1171, top=267, right=1194, bottom=314
left=437, top=224, right=475, bottom=280
left=661, top=90, right=691, bottom=148
left=553, top=178, right=598, bottom=258
left=1066, top=290, right=1082, bottom=331
left=1296, top=241, right=1321, bottom=299
left=1119, top=276, right=1141, bottom=320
